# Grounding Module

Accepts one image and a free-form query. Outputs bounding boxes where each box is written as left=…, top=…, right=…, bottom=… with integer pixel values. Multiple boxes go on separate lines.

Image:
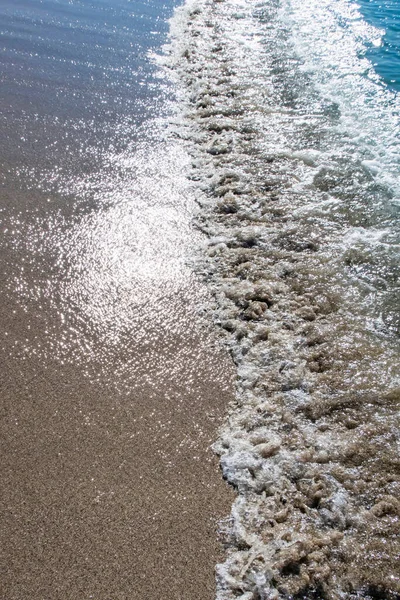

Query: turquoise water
left=357, top=0, right=400, bottom=90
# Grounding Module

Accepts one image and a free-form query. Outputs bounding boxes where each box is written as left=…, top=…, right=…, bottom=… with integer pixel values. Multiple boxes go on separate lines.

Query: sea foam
left=163, top=0, right=400, bottom=598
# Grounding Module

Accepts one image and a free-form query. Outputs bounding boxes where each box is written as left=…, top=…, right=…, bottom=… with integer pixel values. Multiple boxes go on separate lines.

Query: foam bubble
left=166, top=0, right=400, bottom=597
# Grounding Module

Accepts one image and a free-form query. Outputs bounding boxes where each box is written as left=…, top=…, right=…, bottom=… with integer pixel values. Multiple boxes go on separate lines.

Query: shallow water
left=166, top=0, right=400, bottom=597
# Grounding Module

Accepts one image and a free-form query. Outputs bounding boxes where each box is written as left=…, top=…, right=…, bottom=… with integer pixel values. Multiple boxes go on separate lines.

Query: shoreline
left=166, top=0, right=400, bottom=598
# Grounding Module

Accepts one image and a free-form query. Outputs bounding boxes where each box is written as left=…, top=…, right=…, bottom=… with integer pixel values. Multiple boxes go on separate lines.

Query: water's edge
left=163, top=0, right=400, bottom=598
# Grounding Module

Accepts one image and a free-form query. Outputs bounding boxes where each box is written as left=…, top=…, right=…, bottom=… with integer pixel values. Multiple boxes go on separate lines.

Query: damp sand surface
left=0, top=0, right=236, bottom=597
left=1, top=274, right=236, bottom=600
left=0, top=157, right=237, bottom=599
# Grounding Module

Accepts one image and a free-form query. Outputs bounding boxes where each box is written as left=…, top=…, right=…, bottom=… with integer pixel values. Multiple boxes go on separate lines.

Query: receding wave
left=163, top=0, right=400, bottom=598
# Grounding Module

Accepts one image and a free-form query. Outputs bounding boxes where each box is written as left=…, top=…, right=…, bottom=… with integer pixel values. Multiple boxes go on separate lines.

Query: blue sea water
left=357, top=0, right=400, bottom=90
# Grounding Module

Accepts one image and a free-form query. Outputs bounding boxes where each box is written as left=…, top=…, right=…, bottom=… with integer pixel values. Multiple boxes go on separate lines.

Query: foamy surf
left=162, top=0, right=400, bottom=598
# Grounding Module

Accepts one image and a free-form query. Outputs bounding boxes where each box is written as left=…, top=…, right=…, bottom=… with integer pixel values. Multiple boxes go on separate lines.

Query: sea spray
left=163, top=0, right=400, bottom=598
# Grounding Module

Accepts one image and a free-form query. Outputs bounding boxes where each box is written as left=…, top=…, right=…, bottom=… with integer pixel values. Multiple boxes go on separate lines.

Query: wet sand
left=0, top=227, right=236, bottom=599
left=0, top=160, right=236, bottom=599
left=0, top=0, right=238, bottom=596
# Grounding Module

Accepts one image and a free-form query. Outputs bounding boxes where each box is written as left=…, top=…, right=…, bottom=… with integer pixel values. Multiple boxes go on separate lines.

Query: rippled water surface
left=2, top=0, right=400, bottom=597
left=0, top=0, right=198, bottom=423
left=356, top=0, right=400, bottom=89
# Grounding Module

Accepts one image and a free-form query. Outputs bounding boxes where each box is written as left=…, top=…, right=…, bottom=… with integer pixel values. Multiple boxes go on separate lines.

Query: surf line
left=163, top=0, right=400, bottom=598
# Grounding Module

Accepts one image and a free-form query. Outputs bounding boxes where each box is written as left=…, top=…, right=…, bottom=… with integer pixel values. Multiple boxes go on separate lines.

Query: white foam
left=281, top=0, right=400, bottom=199
left=165, top=0, right=400, bottom=597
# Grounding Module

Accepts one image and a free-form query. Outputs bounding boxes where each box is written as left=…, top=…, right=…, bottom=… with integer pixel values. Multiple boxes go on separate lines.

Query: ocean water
left=0, top=0, right=198, bottom=417
left=357, top=0, right=400, bottom=90
left=0, top=0, right=178, bottom=184
left=0, top=0, right=196, bottom=402
left=166, top=0, right=400, bottom=598
left=2, top=0, right=400, bottom=597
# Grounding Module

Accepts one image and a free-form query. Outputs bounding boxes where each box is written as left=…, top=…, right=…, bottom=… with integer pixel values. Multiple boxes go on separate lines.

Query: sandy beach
left=0, top=1, right=237, bottom=596
left=0, top=206, right=236, bottom=599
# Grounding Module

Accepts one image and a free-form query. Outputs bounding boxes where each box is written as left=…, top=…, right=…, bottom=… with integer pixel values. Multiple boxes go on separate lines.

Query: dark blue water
left=357, top=0, right=400, bottom=90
